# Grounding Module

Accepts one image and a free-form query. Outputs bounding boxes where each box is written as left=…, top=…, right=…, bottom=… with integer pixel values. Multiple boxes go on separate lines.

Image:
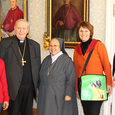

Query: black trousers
left=81, top=100, right=103, bottom=115
left=8, top=85, right=34, bottom=115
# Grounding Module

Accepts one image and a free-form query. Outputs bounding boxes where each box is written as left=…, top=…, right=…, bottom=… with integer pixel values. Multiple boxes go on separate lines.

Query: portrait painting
left=43, top=0, right=90, bottom=49
left=52, top=0, right=89, bottom=48
left=0, top=0, right=28, bottom=40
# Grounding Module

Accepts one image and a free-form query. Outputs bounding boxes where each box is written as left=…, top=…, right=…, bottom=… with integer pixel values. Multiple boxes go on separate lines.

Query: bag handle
left=81, top=49, right=94, bottom=76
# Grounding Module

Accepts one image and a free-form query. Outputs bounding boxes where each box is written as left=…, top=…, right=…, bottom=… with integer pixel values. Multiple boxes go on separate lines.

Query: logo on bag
left=90, top=80, right=105, bottom=100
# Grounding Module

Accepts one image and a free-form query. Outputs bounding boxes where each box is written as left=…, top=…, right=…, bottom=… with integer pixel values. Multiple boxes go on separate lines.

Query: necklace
left=47, top=61, right=56, bottom=76
left=10, top=19, right=13, bottom=23
left=10, top=7, right=17, bottom=24
left=18, top=38, right=26, bottom=66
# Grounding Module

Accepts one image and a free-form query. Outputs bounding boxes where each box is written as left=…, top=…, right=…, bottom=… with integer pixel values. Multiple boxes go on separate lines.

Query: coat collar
left=11, top=36, right=22, bottom=68
left=75, top=39, right=98, bottom=55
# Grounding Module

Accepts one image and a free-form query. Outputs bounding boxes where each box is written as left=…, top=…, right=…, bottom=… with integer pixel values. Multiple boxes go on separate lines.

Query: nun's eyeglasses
left=49, top=45, right=59, bottom=47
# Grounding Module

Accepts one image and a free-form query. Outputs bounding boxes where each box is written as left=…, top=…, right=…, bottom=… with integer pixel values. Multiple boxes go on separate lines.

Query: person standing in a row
left=0, top=59, right=9, bottom=113
left=0, top=19, right=41, bottom=115
left=37, top=38, right=78, bottom=115
left=74, top=21, right=112, bottom=115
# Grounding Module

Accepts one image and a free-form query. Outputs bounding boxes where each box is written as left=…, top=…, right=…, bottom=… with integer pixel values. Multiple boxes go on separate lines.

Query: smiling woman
left=37, top=38, right=78, bottom=115
left=49, top=39, right=60, bottom=56
left=77, top=21, right=93, bottom=39
left=78, top=27, right=90, bottom=42
left=73, top=21, right=112, bottom=115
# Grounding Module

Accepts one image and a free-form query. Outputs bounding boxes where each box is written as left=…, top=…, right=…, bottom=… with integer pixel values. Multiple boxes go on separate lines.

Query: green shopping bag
left=81, top=75, right=107, bottom=101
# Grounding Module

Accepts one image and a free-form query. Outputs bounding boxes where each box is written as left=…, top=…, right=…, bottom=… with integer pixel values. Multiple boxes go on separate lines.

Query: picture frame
left=0, top=0, right=28, bottom=40
left=43, top=0, right=90, bottom=49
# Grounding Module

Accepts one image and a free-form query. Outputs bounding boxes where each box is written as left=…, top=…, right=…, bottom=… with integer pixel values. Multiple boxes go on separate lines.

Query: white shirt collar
left=20, top=40, right=24, bottom=43
left=51, top=51, right=63, bottom=63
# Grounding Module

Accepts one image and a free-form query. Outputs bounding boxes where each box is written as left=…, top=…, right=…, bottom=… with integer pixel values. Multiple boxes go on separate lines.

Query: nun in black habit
left=37, top=38, right=78, bottom=115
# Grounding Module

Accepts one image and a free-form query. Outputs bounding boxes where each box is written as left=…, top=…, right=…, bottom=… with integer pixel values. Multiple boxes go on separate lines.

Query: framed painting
left=43, top=0, right=90, bottom=49
left=0, top=0, right=28, bottom=40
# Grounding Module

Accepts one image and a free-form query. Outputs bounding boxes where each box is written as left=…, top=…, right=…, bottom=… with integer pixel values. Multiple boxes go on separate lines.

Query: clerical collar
left=51, top=51, right=63, bottom=63
left=20, top=40, right=24, bottom=43
left=17, top=36, right=26, bottom=44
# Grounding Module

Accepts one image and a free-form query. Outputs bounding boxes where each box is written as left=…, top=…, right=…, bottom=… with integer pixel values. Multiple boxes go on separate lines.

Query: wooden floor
left=0, top=108, right=37, bottom=115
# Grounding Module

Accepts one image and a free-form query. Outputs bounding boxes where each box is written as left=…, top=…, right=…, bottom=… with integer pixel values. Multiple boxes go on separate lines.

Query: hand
left=107, top=85, right=112, bottom=96
left=76, top=91, right=80, bottom=99
left=65, top=95, right=71, bottom=101
left=55, top=21, right=64, bottom=29
left=9, top=32, right=14, bottom=37
left=58, top=21, right=64, bottom=26
left=1, top=25, right=3, bottom=28
left=2, top=101, right=9, bottom=111
left=37, top=88, right=39, bottom=97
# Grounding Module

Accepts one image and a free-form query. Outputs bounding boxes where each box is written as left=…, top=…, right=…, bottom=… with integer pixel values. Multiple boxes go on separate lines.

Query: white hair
left=14, top=19, right=29, bottom=28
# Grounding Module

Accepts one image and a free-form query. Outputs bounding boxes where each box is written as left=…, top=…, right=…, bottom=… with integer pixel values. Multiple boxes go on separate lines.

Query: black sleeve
left=113, top=54, right=115, bottom=76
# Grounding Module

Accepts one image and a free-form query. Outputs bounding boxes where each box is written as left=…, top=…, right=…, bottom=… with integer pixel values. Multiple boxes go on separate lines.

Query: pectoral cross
left=47, top=72, right=49, bottom=76
left=10, top=19, right=13, bottom=23
left=21, top=58, right=26, bottom=66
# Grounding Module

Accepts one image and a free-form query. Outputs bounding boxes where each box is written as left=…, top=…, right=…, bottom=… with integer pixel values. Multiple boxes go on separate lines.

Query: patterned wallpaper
left=28, top=0, right=106, bottom=114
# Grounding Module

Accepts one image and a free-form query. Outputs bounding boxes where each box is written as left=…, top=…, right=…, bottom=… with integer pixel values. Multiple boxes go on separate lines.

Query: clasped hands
left=65, top=95, right=71, bottom=101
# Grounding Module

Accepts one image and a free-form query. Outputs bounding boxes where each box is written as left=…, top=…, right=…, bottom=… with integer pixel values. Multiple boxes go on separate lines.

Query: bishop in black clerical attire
left=0, top=19, right=41, bottom=115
